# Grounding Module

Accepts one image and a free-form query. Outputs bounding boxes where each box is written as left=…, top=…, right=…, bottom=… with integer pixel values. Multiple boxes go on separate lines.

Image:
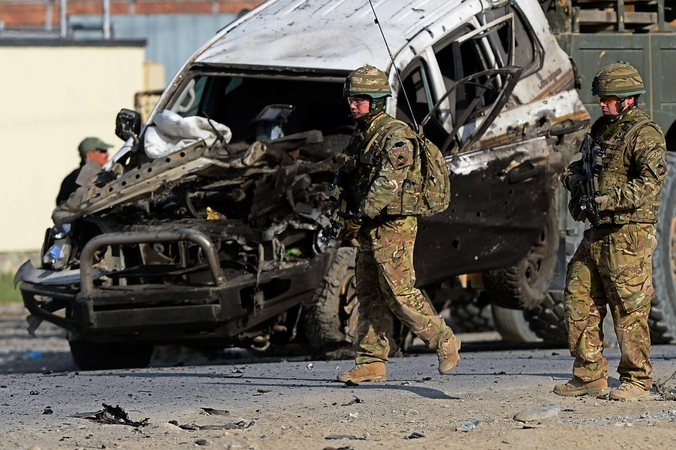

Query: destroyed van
left=16, top=0, right=673, bottom=370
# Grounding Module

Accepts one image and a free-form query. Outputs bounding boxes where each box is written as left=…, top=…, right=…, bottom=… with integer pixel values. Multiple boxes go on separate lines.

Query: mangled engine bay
left=19, top=104, right=351, bottom=356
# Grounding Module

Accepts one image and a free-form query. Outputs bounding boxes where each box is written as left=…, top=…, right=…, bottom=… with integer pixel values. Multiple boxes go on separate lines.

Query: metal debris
left=200, top=407, right=230, bottom=416
left=72, top=403, right=149, bottom=427
left=404, top=432, right=426, bottom=439
left=654, top=370, right=676, bottom=400
left=341, top=396, right=364, bottom=406
left=171, top=418, right=254, bottom=430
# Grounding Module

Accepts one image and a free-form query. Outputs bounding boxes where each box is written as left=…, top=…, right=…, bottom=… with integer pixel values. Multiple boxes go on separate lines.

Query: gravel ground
left=3, top=303, right=676, bottom=449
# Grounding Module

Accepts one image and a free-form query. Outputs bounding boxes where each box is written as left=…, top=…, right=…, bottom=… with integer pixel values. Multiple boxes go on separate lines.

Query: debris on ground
left=72, top=403, right=149, bottom=427
left=404, top=432, right=426, bottom=439
left=171, top=419, right=254, bottom=430
left=341, top=396, right=364, bottom=406
left=513, top=404, right=560, bottom=422
left=324, top=434, right=367, bottom=440
left=200, top=407, right=230, bottom=416
left=457, top=420, right=480, bottom=431
left=654, top=370, right=676, bottom=400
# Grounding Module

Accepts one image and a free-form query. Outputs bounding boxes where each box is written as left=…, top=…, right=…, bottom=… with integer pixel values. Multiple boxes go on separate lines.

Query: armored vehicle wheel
left=491, top=305, right=540, bottom=342
left=303, top=248, right=360, bottom=359
left=523, top=291, right=568, bottom=346
left=69, top=339, right=154, bottom=370
left=483, top=210, right=559, bottom=310
left=649, top=157, right=676, bottom=343
left=302, top=247, right=400, bottom=360
left=449, top=297, right=495, bottom=333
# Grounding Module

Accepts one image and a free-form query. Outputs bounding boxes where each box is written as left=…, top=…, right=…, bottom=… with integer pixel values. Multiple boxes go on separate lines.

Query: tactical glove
left=566, top=173, right=586, bottom=196
left=333, top=153, right=358, bottom=172
left=594, top=195, right=609, bottom=211
left=340, top=219, right=362, bottom=239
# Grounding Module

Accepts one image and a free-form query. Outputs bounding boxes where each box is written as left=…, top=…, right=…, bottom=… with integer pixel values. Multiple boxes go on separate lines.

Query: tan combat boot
left=337, top=362, right=386, bottom=383
left=609, top=382, right=650, bottom=402
left=553, top=378, right=608, bottom=397
left=437, top=335, right=461, bottom=375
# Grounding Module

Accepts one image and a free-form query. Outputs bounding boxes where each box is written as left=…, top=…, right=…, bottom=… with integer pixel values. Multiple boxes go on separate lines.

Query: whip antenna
left=367, top=0, right=418, bottom=129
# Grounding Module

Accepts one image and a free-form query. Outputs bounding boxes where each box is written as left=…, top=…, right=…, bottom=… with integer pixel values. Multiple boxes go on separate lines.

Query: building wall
left=0, top=0, right=262, bottom=27
left=0, top=43, right=146, bottom=252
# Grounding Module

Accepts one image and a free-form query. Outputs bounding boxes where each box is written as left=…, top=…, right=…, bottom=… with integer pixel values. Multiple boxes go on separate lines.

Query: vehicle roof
left=193, top=0, right=479, bottom=73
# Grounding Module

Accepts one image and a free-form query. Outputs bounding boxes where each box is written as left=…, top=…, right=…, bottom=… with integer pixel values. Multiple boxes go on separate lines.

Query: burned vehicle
left=17, top=0, right=594, bottom=369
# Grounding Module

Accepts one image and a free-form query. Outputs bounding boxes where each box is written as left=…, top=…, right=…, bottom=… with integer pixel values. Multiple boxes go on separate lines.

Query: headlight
left=43, top=224, right=72, bottom=269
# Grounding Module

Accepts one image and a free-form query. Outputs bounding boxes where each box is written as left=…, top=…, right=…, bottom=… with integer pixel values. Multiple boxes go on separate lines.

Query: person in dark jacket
left=56, top=137, right=112, bottom=205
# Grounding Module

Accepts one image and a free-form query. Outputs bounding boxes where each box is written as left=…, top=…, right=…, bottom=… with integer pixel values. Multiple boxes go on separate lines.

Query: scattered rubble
left=72, top=404, right=149, bottom=427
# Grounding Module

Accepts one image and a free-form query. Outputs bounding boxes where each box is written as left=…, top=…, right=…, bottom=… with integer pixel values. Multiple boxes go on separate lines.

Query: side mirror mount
left=115, top=108, right=141, bottom=142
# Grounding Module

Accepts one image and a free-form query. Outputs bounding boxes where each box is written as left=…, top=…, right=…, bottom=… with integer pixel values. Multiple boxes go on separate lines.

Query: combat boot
left=553, top=378, right=609, bottom=397
left=337, top=362, right=386, bottom=383
left=437, top=335, right=461, bottom=375
left=609, top=382, right=650, bottom=402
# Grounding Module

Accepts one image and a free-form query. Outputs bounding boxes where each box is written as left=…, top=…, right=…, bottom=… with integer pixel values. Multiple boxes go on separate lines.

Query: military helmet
left=343, top=65, right=392, bottom=99
left=591, top=61, right=646, bottom=98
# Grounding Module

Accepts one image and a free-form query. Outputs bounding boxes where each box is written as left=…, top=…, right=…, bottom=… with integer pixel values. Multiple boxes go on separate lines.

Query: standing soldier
left=335, top=64, right=460, bottom=383
left=555, top=61, right=668, bottom=401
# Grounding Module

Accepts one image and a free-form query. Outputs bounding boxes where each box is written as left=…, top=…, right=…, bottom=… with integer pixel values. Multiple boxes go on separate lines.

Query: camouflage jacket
left=343, top=113, right=417, bottom=218
left=561, top=107, right=668, bottom=225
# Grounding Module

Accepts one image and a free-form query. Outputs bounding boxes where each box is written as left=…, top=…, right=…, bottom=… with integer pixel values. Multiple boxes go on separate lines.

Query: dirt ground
left=2, top=302, right=676, bottom=450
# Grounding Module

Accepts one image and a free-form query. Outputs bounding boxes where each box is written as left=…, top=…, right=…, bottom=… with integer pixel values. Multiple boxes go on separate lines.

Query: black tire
left=302, top=247, right=400, bottom=360
left=449, top=297, right=495, bottom=333
left=524, top=291, right=568, bottom=346
left=650, top=156, right=676, bottom=343
left=492, top=305, right=540, bottom=342
left=303, top=248, right=360, bottom=359
left=483, top=209, right=559, bottom=310
left=69, top=339, right=154, bottom=370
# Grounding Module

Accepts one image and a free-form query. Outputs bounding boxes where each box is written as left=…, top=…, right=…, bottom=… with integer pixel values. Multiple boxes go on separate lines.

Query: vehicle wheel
left=524, top=291, right=568, bottom=346
left=650, top=156, right=676, bottom=343
left=449, top=297, right=495, bottom=333
left=482, top=209, right=559, bottom=310
left=302, top=247, right=400, bottom=360
left=69, top=339, right=154, bottom=370
left=492, top=305, right=540, bottom=342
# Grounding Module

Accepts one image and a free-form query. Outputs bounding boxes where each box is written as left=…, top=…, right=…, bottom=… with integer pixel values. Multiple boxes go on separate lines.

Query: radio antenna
left=367, top=0, right=418, bottom=129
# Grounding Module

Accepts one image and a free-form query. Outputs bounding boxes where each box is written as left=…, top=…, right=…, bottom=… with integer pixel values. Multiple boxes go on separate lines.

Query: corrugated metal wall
left=69, top=13, right=237, bottom=81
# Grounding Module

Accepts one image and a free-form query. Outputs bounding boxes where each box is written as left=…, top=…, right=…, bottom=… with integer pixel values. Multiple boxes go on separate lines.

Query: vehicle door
left=397, top=6, right=552, bottom=285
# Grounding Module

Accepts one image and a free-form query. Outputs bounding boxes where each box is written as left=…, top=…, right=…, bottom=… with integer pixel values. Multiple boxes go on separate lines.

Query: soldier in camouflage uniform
left=335, top=65, right=460, bottom=383
left=555, top=62, right=668, bottom=401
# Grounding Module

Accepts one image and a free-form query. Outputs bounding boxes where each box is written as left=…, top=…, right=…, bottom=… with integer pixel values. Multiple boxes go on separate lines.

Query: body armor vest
left=596, top=108, right=661, bottom=225
left=345, top=113, right=421, bottom=216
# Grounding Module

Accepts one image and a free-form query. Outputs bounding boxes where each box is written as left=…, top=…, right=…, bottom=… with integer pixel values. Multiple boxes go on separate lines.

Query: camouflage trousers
left=354, top=215, right=453, bottom=365
left=564, top=223, right=655, bottom=389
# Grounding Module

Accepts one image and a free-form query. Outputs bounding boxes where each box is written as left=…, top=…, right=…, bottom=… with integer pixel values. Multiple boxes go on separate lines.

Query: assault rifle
left=578, top=133, right=604, bottom=226
left=320, top=165, right=361, bottom=246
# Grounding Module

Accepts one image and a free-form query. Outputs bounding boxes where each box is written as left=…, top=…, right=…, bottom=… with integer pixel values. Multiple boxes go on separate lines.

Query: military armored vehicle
left=14, top=0, right=676, bottom=369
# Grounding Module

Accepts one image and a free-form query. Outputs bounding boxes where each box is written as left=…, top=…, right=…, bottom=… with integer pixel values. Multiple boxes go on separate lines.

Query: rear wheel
left=492, top=305, right=540, bottom=342
left=69, top=339, right=154, bottom=370
left=650, top=156, right=676, bottom=343
left=483, top=210, right=559, bottom=310
left=449, top=296, right=495, bottom=333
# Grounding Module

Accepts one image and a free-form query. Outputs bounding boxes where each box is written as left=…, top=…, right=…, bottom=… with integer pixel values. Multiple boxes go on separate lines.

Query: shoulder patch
left=387, top=142, right=413, bottom=169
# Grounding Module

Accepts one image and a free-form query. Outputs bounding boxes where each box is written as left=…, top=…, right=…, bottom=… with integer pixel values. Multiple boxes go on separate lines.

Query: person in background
left=56, top=137, right=112, bottom=205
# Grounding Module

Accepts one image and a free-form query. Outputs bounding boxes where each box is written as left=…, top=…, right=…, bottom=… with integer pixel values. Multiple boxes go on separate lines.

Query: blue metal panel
left=69, top=14, right=237, bottom=81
